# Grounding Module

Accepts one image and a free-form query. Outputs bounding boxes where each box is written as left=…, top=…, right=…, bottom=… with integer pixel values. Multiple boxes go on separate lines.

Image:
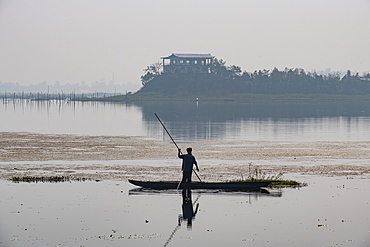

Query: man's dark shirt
left=178, top=153, right=197, bottom=172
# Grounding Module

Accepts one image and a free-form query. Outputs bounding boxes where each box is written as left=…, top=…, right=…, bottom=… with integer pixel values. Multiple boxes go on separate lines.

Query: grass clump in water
left=231, top=163, right=305, bottom=188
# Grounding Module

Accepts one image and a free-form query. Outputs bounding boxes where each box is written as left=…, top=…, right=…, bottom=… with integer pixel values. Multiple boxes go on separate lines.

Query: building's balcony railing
left=163, top=64, right=211, bottom=73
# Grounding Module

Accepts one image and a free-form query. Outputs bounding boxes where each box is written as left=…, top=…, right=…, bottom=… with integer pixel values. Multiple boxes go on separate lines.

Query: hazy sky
left=1, top=0, right=369, bottom=87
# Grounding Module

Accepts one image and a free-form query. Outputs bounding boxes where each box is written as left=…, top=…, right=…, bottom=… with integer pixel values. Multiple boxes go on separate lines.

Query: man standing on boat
left=178, top=147, right=199, bottom=184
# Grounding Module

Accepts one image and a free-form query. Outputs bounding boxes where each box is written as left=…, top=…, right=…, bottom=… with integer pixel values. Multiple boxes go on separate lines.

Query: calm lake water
left=1, top=99, right=370, bottom=141
left=1, top=99, right=370, bottom=246
left=1, top=177, right=369, bottom=247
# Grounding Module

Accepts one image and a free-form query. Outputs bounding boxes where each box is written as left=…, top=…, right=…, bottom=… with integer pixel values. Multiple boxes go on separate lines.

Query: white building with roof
left=161, top=53, right=214, bottom=74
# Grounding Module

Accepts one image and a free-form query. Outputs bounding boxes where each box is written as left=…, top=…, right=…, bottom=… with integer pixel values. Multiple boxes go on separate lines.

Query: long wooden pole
left=154, top=113, right=181, bottom=151
left=154, top=113, right=202, bottom=183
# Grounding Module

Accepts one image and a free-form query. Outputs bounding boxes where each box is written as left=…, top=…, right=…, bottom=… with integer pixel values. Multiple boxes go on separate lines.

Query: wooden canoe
left=128, top=179, right=272, bottom=190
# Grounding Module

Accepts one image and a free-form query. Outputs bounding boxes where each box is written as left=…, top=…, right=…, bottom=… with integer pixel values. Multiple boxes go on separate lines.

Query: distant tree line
left=139, top=58, right=370, bottom=97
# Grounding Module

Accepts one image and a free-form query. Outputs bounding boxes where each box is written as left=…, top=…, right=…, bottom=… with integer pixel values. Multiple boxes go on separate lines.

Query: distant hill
left=133, top=64, right=370, bottom=100
left=136, top=73, right=246, bottom=98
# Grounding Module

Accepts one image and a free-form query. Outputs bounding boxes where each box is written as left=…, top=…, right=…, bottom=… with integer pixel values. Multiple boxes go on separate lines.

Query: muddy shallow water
left=0, top=132, right=370, bottom=246
left=1, top=132, right=370, bottom=181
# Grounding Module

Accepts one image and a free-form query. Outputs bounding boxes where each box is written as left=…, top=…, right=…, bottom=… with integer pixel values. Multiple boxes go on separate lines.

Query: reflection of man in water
left=180, top=189, right=199, bottom=229
left=178, top=147, right=199, bottom=184
left=164, top=189, right=199, bottom=247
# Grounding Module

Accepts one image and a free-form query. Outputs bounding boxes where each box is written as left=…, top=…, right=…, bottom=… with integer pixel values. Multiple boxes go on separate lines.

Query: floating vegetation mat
left=9, top=176, right=96, bottom=183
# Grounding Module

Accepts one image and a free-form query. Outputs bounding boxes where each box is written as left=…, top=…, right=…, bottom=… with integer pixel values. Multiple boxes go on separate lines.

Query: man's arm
left=194, top=158, right=199, bottom=171
left=178, top=149, right=182, bottom=158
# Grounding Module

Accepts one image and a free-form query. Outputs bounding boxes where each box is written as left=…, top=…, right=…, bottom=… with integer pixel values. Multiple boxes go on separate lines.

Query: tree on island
left=141, top=62, right=162, bottom=86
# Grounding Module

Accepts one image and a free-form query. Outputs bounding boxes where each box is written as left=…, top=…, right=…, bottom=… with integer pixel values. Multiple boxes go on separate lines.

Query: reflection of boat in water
left=128, top=179, right=272, bottom=190
left=128, top=187, right=282, bottom=197
left=129, top=186, right=282, bottom=247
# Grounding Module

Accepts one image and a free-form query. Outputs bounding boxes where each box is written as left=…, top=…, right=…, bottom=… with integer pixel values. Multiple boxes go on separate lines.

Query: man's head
left=186, top=147, right=192, bottom=154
